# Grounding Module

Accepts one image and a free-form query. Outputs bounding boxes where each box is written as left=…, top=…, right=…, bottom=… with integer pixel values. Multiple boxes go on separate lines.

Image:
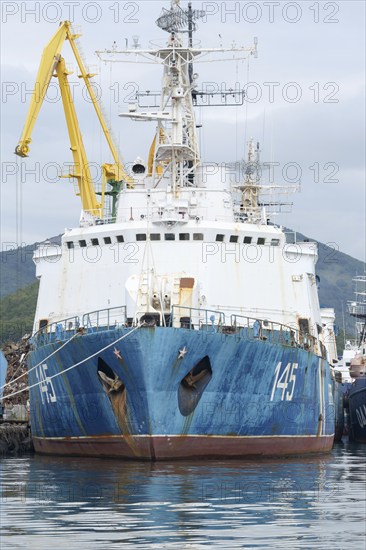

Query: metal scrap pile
left=1, top=337, right=32, bottom=454
left=2, top=337, right=30, bottom=407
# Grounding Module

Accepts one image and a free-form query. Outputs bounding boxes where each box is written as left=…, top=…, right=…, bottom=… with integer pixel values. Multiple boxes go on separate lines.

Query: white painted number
left=287, top=363, right=298, bottom=401
left=356, top=405, right=366, bottom=428
left=36, top=363, right=57, bottom=404
left=270, top=362, right=298, bottom=401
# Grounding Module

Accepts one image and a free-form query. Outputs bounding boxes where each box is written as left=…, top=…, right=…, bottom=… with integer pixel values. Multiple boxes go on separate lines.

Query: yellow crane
left=15, top=20, right=132, bottom=218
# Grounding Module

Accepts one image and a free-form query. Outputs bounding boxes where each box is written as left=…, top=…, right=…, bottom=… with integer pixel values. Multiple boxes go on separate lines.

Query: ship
left=344, top=275, right=366, bottom=443
left=12, top=1, right=338, bottom=459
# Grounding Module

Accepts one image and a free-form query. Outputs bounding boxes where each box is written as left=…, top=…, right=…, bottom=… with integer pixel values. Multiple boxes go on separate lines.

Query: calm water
left=0, top=441, right=365, bottom=549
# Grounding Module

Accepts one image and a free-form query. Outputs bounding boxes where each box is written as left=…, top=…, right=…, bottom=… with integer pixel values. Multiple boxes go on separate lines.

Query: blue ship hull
left=348, top=377, right=366, bottom=443
left=332, top=378, right=344, bottom=441
left=28, top=326, right=335, bottom=459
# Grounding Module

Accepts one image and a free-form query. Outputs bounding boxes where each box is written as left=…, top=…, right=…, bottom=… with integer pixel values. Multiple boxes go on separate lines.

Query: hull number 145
left=270, top=362, right=298, bottom=401
left=36, top=363, right=57, bottom=404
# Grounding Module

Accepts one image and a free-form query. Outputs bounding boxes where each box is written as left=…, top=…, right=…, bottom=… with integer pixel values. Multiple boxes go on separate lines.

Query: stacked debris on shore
left=1, top=336, right=30, bottom=414
left=0, top=337, right=33, bottom=453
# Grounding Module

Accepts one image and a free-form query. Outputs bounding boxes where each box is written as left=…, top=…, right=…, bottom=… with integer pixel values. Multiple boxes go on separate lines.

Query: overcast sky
left=1, top=0, right=365, bottom=261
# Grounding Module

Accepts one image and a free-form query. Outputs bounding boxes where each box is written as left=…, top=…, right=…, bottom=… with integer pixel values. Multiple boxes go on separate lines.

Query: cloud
left=1, top=0, right=365, bottom=262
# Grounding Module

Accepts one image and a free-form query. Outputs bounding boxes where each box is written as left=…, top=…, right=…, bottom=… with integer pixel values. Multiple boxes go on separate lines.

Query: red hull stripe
left=33, top=434, right=334, bottom=460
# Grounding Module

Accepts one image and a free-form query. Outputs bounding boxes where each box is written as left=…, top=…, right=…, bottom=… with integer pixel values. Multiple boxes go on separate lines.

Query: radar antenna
left=156, top=2, right=205, bottom=85
left=156, top=0, right=205, bottom=35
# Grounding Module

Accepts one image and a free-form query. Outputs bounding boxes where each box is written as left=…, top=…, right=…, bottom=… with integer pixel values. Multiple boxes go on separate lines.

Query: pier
left=0, top=422, right=33, bottom=455
left=0, top=338, right=33, bottom=455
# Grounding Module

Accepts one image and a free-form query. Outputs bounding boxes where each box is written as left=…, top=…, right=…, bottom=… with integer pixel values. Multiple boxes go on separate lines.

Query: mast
left=187, top=2, right=193, bottom=84
left=348, top=275, right=366, bottom=346
left=98, top=1, right=257, bottom=194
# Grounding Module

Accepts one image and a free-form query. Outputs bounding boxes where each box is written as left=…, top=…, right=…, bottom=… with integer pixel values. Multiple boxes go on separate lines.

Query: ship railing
left=169, top=306, right=316, bottom=351
left=32, top=305, right=317, bottom=354
left=170, top=306, right=226, bottom=331
left=230, top=314, right=297, bottom=345
left=115, top=206, right=235, bottom=224
left=82, top=306, right=127, bottom=333
left=32, top=315, right=81, bottom=346
left=230, top=314, right=317, bottom=352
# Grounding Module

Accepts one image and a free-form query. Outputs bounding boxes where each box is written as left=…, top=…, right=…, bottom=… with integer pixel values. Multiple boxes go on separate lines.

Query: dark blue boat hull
left=348, top=377, right=366, bottom=443
left=332, top=378, right=344, bottom=441
left=28, top=327, right=335, bottom=459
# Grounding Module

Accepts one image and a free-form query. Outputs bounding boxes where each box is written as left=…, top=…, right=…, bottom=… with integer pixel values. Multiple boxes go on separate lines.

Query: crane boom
left=15, top=21, right=132, bottom=217
left=56, top=56, right=100, bottom=214
left=66, top=34, right=129, bottom=184
left=15, top=23, right=68, bottom=158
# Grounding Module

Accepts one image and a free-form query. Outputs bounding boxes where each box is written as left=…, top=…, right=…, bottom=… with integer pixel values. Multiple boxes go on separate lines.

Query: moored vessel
left=12, top=1, right=337, bottom=459
left=345, top=276, right=366, bottom=443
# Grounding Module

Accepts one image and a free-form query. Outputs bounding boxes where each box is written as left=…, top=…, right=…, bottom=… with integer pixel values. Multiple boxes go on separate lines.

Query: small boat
left=344, top=276, right=366, bottom=443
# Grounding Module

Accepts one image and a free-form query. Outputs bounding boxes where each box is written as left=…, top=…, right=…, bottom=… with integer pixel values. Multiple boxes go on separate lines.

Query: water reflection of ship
left=4, top=449, right=364, bottom=547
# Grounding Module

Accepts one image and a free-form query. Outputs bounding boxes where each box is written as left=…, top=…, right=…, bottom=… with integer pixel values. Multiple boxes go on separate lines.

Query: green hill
left=0, top=236, right=61, bottom=298
left=0, top=281, right=39, bottom=343
left=294, top=232, right=364, bottom=334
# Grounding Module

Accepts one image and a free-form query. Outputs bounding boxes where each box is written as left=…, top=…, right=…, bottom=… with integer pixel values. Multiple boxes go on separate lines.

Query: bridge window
left=104, top=237, right=112, bottom=245
left=79, top=240, right=87, bottom=248
left=216, top=234, right=225, bottom=242
left=116, top=235, right=124, bottom=243
left=229, top=235, right=238, bottom=243
left=243, top=236, right=252, bottom=244
left=165, top=234, right=175, bottom=241
left=66, top=241, right=74, bottom=249
left=193, top=233, right=203, bottom=241
left=150, top=234, right=161, bottom=241
left=257, top=237, right=265, bottom=245
left=271, top=238, right=280, bottom=246
left=91, top=238, right=99, bottom=246
left=136, top=234, right=146, bottom=241
left=179, top=233, right=190, bottom=241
